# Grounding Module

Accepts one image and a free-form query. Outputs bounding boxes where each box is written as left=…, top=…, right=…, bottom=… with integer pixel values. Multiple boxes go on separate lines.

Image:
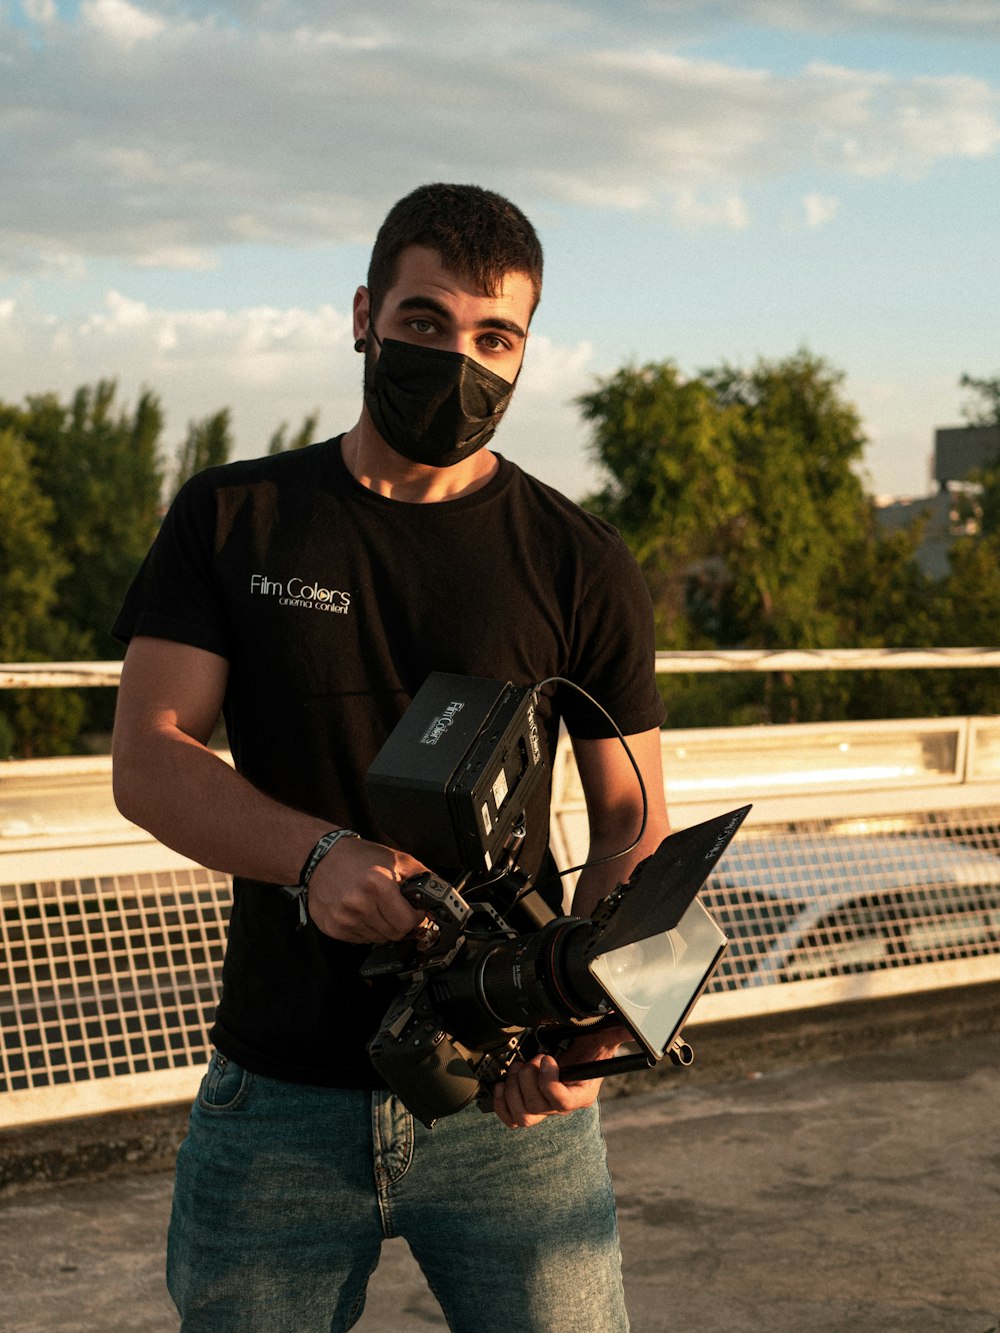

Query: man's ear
left=352, top=286, right=370, bottom=343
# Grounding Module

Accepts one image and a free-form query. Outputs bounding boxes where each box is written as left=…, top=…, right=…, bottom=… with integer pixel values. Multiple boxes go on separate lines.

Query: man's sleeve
left=559, top=536, right=665, bottom=739
left=111, top=473, right=233, bottom=660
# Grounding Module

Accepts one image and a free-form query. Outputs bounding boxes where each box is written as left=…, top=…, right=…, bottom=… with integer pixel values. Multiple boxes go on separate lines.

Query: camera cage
left=362, top=672, right=749, bottom=1126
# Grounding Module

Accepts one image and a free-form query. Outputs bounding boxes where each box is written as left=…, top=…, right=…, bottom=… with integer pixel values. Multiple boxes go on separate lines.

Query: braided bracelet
left=282, top=828, right=360, bottom=928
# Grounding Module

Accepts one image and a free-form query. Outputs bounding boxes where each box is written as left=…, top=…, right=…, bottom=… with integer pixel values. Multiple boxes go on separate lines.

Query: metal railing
left=6, top=646, right=1000, bottom=691
left=551, top=712, right=1000, bottom=1023
left=3, top=653, right=999, bottom=1128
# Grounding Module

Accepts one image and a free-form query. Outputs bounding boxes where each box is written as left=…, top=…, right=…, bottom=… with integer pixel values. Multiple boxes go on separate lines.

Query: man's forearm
left=113, top=727, right=332, bottom=886
left=571, top=822, right=667, bottom=919
left=568, top=728, right=671, bottom=919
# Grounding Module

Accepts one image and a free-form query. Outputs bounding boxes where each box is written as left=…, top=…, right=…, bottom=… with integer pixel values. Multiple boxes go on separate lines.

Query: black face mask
left=364, top=330, right=517, bottom=468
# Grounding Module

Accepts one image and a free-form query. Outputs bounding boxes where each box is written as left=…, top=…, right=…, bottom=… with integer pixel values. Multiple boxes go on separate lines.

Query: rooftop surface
left=2, top=1002, right=998, bottom=1333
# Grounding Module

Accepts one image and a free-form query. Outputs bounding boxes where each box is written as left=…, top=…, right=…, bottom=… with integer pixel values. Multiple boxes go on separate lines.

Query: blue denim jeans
left=167, top=1051, right=630, bottom=1332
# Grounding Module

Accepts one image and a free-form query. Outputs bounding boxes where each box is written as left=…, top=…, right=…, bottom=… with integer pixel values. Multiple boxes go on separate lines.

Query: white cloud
left=131, top=245, right=217, bottom=270
left=803, top=192, right=840, bottom=226
left=777, top=1, right=1000, bottom=35
left=672, top=189, right=752, bottom=230
left=1, top=2, right=998, bottom=273
left=896, top=75, right=1000, bottom=160
left=636, top=0, right=1000, bottom=39
left=21, top=0, right=57, bottom=23
left=71, top=291, right=356, bottom=390
left=0, top=289, right=600, bottom=498
left=0, top=288, right=353, bottom=456
left=81, top=0, right=168, bottom=44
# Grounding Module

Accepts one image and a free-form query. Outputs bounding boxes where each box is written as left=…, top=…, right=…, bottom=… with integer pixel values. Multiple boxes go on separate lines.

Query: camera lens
left=475, top=919, right=602, bottom=1029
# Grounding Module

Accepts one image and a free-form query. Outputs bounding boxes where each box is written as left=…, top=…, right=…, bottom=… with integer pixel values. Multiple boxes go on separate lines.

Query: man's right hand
left=306, top=836, right=429, bottom=943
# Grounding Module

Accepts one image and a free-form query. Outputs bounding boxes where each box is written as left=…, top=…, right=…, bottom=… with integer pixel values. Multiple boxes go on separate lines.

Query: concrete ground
left=1, top=1023, right=998, bottom=1332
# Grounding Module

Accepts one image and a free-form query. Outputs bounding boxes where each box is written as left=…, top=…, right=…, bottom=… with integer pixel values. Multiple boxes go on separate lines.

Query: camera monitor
left=367, top=672, right=547, bottom=871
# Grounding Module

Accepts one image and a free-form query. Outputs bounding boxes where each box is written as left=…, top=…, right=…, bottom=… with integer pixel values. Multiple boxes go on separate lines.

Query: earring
left=354, top=338, right=366, bottom=353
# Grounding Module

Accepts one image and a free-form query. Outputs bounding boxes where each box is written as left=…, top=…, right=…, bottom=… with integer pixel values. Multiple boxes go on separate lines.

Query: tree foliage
left=0, top=383, right=166, bottom=753
left=956, top=371, right=1000, bottom=538
left=0, top=427, right=67, bottom=660
left=268, top=411, right=320, bottom=455
left=0, top=424, right=88, bottom=756
left=580, top=352, right=869, bottom=653
left=5, top=380, right=165, bottom=661
left=960, top=372, right=1000, bottom=428
left=701, top=354, right=869, bottom=648
left=0, top=381, right=318, bottom=755
left=580, top=351, right=1000, bottom=725
left=172, top=408, right=233, bottom=498
left=3, top=356, right=1000, bottom=750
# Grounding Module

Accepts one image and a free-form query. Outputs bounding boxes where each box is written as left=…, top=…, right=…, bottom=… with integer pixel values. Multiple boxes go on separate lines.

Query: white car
left=701, top=830, right=1000, bottom=987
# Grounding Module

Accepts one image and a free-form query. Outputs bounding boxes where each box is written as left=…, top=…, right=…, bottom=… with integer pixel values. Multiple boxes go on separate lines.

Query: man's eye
left=478, top=334, right=508, bottom=352
left=408, top=318, right=437, bottom=335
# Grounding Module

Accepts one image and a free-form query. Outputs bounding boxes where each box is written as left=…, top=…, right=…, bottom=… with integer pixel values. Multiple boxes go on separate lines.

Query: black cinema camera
left=363, top=672, right=749, bottom=1127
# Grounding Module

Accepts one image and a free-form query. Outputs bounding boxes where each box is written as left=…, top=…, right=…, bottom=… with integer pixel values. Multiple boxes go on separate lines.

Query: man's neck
left=340, top=418, right=499, bottom=503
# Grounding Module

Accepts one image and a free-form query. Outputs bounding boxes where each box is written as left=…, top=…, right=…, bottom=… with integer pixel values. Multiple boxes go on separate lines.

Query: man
left=112, top=183, right=669, bottom=1332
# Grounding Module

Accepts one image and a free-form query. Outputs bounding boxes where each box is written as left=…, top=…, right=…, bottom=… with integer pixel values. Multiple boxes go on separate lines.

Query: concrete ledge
left=3, top=980, right=998, bottom=1197
left=0, top=1102, right=191, bottom=1196
left=602, top=977, right=1000, bottom=1101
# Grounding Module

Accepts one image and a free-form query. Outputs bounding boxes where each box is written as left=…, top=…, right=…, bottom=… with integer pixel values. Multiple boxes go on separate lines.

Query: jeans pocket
left=198, top=1049, right=253, bottom=1112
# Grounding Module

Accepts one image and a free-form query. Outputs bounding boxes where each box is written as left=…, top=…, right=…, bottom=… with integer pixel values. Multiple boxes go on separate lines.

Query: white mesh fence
left=0, top=868, right=229, bottom=1097
left=701, top=805, right=1000, bottom=991
left=3, top=806, right=1000, bottom=1106
left=4, top=678, right=1000, bottom=1122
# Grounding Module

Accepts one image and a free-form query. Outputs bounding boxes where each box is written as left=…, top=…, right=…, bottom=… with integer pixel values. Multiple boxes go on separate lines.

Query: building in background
left=874, top=424, right=1000, bottom=578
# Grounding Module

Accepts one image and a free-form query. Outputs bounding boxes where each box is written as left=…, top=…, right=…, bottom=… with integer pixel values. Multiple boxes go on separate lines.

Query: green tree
left=956, top=373, right=1000, bottom=537
left=0, top=428, right=65, bottom=660
left=579, top=353, right=868, bottom=652
left=0, top=426, right=87, bottom=756
left=827, top=517, right=959, bottom=720
left=927, top=532, right=1000, bottom=716
left=0, top=383, right=329, bottom=752
left=577, top=351, right=963, bottom=725
left=0, top=381, right=165, bottom=751
left=959, top=372, right=1000, bottom=427
left=15, top=380, right=165, bottom=662
left=268, top=411, right=320, bottom=455
left=703, top=353, right=870, bottom=650
left=578, top=361, right=747, bottom=646
left=172, top=408, right=233, bottom=496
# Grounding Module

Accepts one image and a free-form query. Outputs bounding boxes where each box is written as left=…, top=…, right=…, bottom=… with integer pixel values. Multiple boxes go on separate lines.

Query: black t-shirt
left=113, top=437, right=665, bottom=1085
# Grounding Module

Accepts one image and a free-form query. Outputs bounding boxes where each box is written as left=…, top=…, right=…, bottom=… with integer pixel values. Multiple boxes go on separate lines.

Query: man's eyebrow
left=395, top=294, right=527, bottom=341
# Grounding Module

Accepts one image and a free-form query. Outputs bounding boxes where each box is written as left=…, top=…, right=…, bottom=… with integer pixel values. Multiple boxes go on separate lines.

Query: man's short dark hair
left=367, top=183, right=543, bottom=320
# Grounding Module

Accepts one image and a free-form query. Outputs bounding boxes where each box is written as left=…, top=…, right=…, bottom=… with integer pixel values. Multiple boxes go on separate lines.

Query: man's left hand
left=491, top=1026, right=629, bottom=1130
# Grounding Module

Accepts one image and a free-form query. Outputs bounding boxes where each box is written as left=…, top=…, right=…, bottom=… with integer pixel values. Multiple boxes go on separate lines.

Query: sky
left=2, top=0, right=999, bottom=503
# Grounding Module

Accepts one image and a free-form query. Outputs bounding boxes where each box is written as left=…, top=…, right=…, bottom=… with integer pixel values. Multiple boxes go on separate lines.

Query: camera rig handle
left=361, top=873, right=474, bottom=981
left=558, top=1036, right=694, bottom=1083
left=401, top=873, right=472, bottom=969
